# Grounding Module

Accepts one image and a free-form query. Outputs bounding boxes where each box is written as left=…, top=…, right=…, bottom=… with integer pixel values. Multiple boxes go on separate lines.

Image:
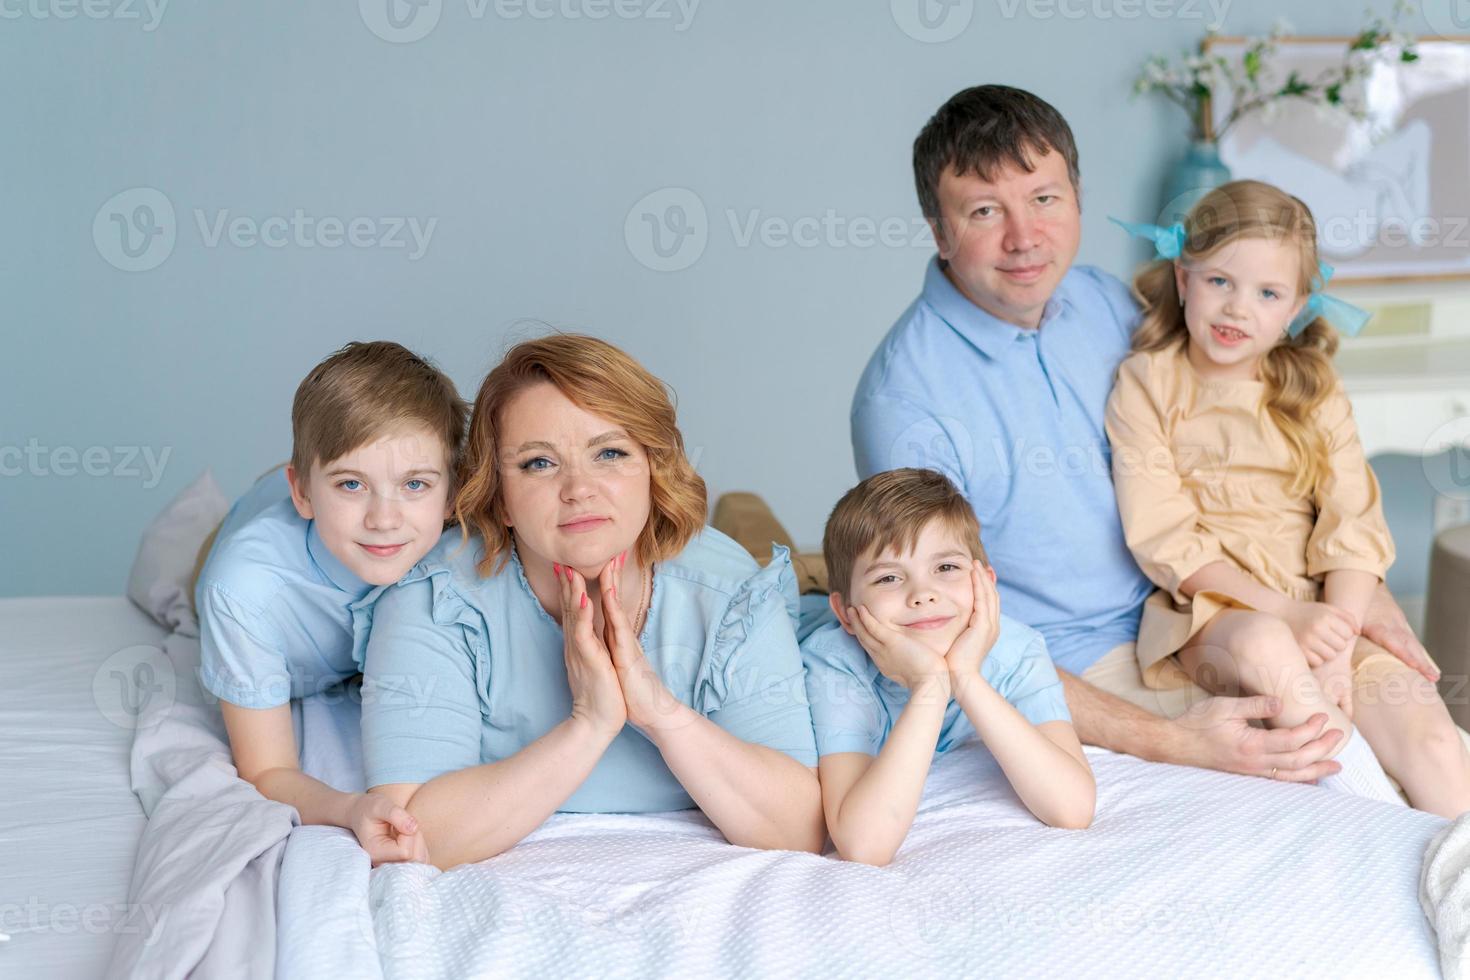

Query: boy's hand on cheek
left=944, top=561, right=1000, bottom=689
left=850, top=604, right=950, bottom=697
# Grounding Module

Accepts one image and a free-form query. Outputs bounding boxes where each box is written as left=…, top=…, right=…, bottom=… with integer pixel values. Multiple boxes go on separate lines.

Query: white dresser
left=1336, top=280, right=1470, bottom=635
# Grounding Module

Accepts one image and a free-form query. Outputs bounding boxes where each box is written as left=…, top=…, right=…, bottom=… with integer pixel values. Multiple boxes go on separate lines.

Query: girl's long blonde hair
left=1130, top=179, right=1340, bottom=497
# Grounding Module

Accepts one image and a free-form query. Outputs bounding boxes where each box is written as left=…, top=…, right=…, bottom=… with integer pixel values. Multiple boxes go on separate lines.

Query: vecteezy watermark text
left=1, top=440, right=170, bottom=488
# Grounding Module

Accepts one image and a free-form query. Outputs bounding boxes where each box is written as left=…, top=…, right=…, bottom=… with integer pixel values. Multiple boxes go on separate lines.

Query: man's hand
left=1167, top=695, right=1344, bottom=782
left=1361, top=583, right=1439, bottom=682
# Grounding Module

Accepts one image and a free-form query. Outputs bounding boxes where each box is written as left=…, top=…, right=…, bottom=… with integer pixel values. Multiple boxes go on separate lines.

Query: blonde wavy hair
left=1130, top=179, right=1340, bottom=497
left=454, top=333, right=707, bottom=576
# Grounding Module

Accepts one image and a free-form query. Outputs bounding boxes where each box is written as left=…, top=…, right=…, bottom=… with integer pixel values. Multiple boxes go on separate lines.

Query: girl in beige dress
left=1105, top=180, right=1470, bottom=817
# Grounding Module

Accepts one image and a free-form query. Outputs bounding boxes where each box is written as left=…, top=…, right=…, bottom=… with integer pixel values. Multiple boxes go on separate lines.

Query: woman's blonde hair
left=454, top=333, right=707, bottom=576
left=1130, top=179, right=1340, bottom=497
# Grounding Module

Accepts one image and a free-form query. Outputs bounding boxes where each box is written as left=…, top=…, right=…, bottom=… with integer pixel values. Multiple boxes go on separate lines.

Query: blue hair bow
left=1109, top=216, right=1187, bottom=259
left=1110, top=216, right=1372, bottom=340
left=1287, top=262, right=1372, bottom=339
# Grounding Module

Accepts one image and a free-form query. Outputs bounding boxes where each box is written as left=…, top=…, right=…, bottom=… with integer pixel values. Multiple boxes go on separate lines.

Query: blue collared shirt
left=196, top=469, right=375, bottom=708
left=851, top=257, right=1153, bottom=674
left=358, top=528, right=819, bottom=813
left=800, top=612, right=1071, bottom=758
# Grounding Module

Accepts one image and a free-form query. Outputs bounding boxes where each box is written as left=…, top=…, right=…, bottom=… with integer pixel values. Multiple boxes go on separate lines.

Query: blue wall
left=1, top=0, right=1444, bottom=595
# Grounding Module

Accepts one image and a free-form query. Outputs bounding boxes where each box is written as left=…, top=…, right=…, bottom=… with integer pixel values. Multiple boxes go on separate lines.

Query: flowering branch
left=1134, top=3, right=1419, bottom=142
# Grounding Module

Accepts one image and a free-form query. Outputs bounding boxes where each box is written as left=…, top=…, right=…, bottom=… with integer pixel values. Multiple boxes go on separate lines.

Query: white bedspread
left=276, top=735, right=1444, bottom=978
left=19, top=594, right=1436, bottom=979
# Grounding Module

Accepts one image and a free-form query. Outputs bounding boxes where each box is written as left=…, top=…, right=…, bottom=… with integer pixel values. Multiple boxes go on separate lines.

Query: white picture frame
left=1207, top=36, right=1470, bottom=283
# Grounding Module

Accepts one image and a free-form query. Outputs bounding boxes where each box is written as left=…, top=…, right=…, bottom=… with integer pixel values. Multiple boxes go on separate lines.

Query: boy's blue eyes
left=870, top=563, right=964, bottom=585
left=335, top=479, right=430, bottom=492
left=519, top=448, right=630, bottom=472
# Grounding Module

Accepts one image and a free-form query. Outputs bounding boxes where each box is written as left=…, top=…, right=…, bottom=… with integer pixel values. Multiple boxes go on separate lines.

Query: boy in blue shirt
left=195, top=341, right=467, bottom=865
left=801, top=468, right=1094, bottom=865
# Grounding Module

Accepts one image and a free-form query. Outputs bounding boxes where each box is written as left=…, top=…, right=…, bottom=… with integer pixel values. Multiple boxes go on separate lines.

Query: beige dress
left=1104, top=343, right=1395, bottom=689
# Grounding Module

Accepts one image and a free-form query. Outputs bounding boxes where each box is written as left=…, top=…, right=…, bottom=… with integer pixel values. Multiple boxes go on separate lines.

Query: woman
left=359, top=334, right=824, bottom=869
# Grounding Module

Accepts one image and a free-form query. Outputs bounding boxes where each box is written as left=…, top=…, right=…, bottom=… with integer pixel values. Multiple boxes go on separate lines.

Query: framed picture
left=1207, top=36, right=1470, bottom=283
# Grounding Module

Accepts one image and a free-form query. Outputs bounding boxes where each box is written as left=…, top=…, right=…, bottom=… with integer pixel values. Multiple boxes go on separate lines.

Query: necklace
left=629, top=560, right=653, bottom=637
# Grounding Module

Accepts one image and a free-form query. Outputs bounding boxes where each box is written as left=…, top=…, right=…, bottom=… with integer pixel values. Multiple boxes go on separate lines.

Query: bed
left=0, top=597, right=165, bottom=978
left=0, top=594, right=1453, bottom=979
left=0, top=475, right=1457, bottom=978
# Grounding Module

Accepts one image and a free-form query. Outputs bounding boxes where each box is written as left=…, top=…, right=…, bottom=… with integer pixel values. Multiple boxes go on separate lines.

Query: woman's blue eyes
left=520, top=448, right=630, bottom=472
left=405, top=479, right=425, bottom=492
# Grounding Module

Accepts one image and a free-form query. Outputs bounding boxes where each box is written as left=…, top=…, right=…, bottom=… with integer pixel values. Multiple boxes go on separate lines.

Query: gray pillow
left=126, top=469, right=229, bottom=633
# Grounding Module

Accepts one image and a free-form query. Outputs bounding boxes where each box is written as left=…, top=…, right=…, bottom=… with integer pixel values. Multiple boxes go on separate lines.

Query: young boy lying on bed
left=194, top=341, right=466, bottom=865
left=801, top=468, right=1095, bottom=865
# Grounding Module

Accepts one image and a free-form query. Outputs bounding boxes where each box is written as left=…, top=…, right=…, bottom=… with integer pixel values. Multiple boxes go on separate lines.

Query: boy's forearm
left=251, top=766, right=359, bottom=827
left=953, top=675, right=1094, bottom=829
left=829, top=680, right=948, bottom=865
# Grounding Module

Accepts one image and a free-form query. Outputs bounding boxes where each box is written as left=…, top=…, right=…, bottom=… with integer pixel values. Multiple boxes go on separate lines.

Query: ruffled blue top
left=357, top=526, right=818, bottom=813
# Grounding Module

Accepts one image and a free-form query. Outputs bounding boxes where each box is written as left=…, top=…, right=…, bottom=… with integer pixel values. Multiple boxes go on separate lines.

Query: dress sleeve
left=1305, top=386, right=1396, bottom=580
left=1104, top=353, right=1227, bottom=604
left=359, top=572, right=485, bottom=788
left=693, top=547, right=819, bottom=767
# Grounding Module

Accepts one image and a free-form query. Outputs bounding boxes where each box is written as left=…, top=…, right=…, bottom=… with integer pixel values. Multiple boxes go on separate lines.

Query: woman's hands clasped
left=557, top=552, right=682, bottom=739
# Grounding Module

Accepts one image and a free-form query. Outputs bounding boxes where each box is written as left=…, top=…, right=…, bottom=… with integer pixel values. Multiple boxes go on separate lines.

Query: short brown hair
left=455, top=333, right=707, bottom=576
left=822, top=468, right=989, bottom=599
left=913, top=85, right=1081, bottom=230
left=290, top=341, right=467, bottom=479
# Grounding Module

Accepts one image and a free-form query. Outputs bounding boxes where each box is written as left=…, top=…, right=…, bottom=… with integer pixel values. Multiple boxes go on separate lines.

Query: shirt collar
left=921, top=256, right=1071, bottom=358
left=306, top=521, right=373, bottom=599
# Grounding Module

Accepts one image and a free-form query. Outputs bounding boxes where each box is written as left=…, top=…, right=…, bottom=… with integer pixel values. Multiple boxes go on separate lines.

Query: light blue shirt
left=852, top=257, right=1154, bottom=674
left=359, top=528, right=819, bottom=813
left=800, top=612, right=1070, bottom=758
left=195, top=469, right=374, bottom=708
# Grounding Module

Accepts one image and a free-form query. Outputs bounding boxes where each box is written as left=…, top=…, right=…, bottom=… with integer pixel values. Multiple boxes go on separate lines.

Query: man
left=852, top=84, right=1440, bottom=783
